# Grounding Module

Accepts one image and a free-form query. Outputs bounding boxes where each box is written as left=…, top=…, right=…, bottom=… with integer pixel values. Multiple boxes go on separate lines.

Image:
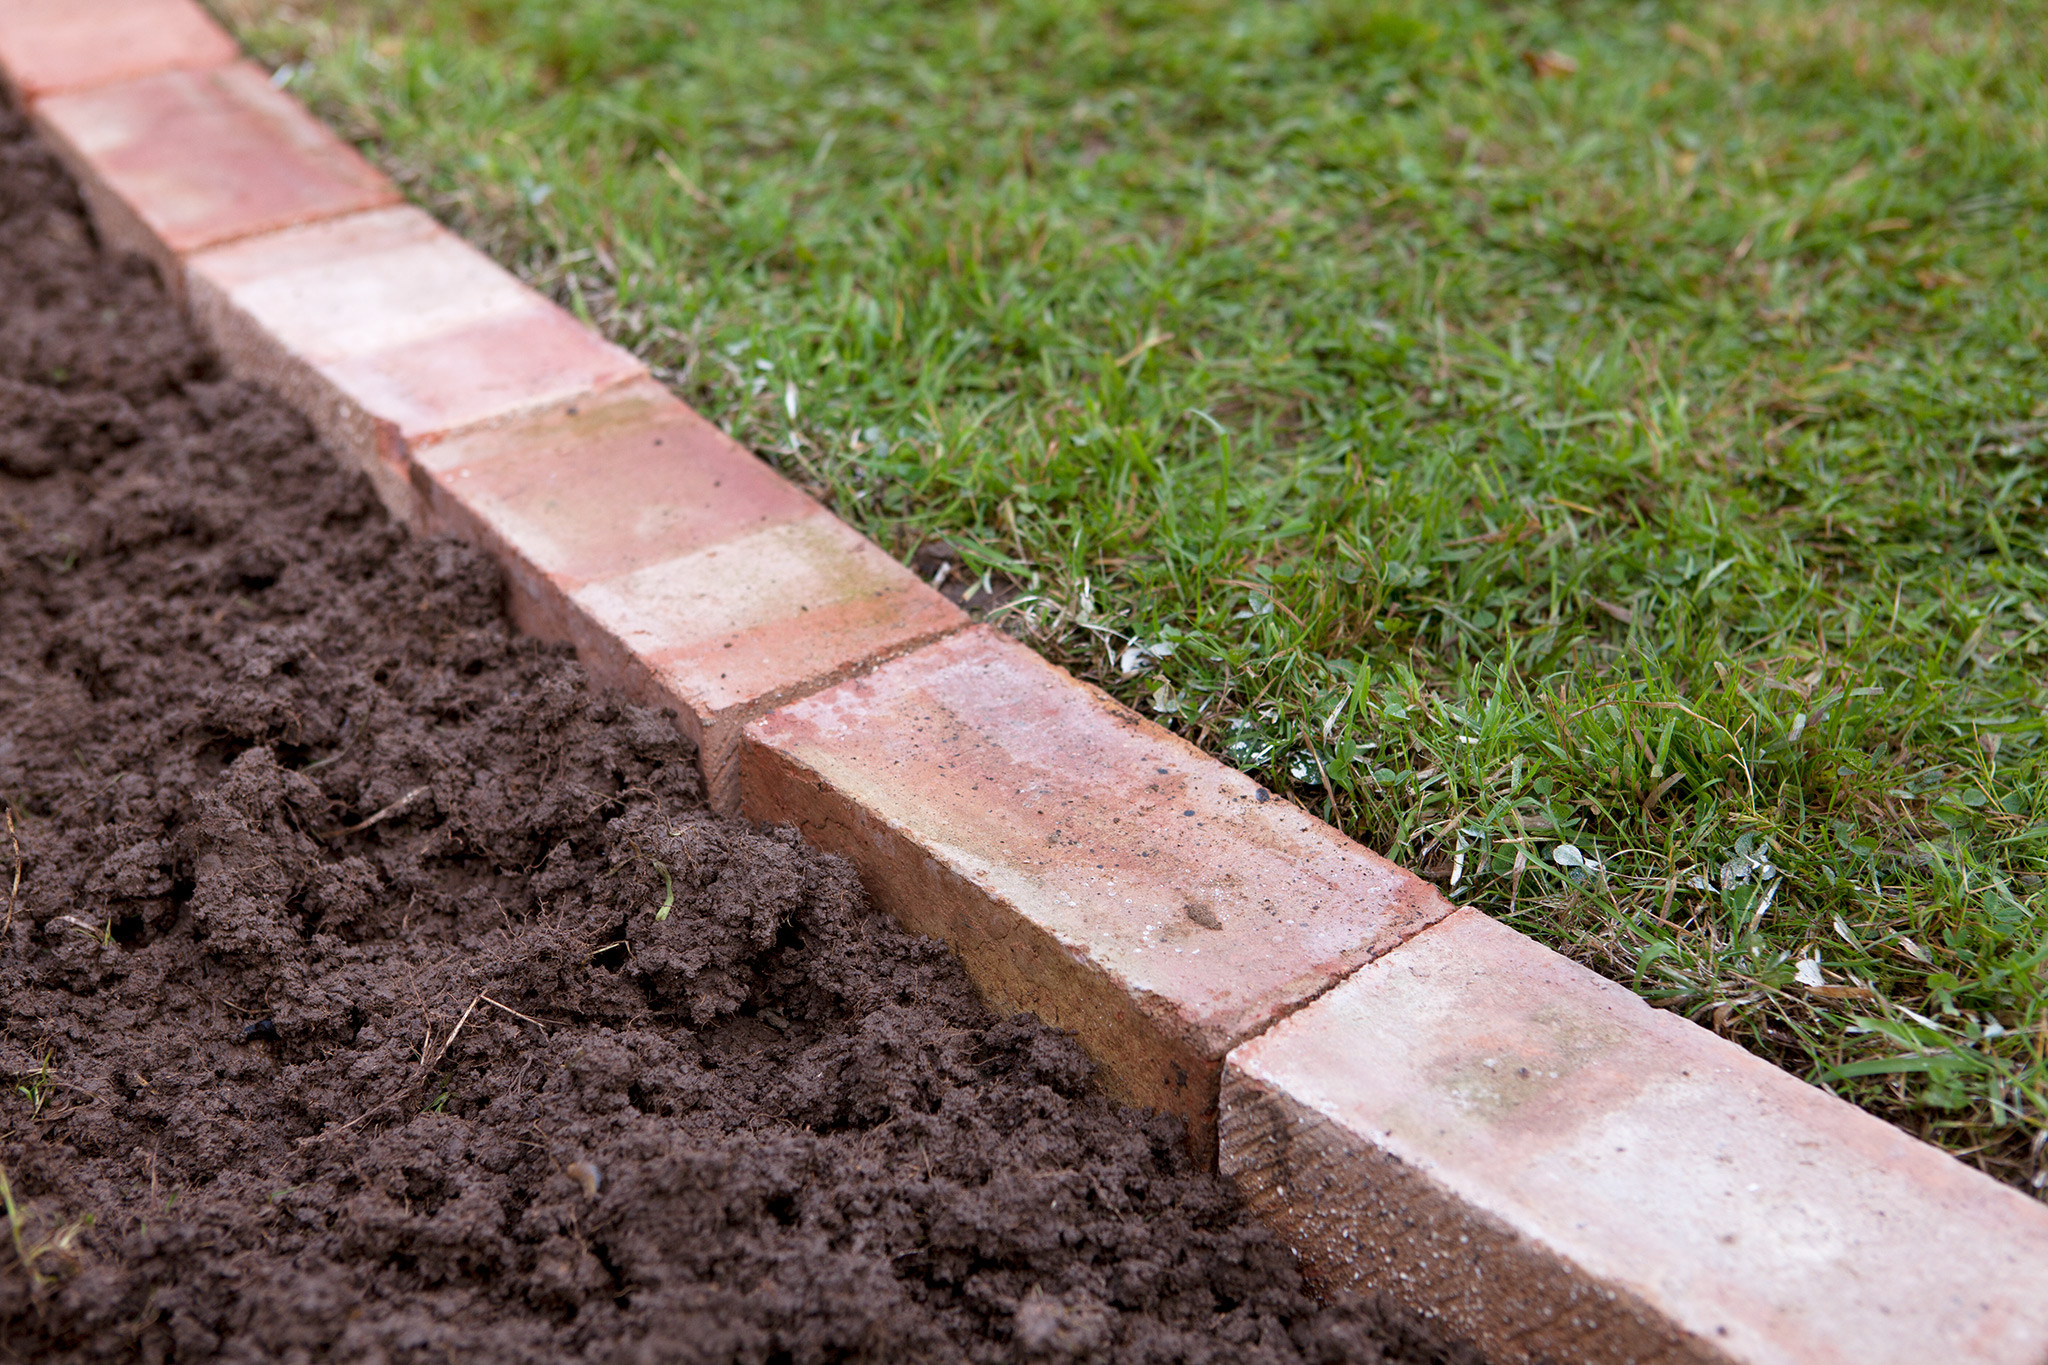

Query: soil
left=0, top=104, right=1482, bottom=1365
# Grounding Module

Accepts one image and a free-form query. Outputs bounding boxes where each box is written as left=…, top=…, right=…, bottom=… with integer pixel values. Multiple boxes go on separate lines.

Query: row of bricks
left=4, top=3, right=2046, bottom=1361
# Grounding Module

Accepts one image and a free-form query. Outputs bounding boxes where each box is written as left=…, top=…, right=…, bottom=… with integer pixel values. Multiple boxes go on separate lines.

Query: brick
left=184, top=204, right=646, bottom=509
left=413, top=380, right=961, bottom=802
left=412, top=379, right=816, bottom=592
left=741, top=626, right=1452, bottom=1161
left=575, top=515, right=964, bottom=808
left=32, top=63, right=396, bottom=283
left=1219, top=908, right=2048, bottom=1365
left=0, top=0, right=236, bottom=100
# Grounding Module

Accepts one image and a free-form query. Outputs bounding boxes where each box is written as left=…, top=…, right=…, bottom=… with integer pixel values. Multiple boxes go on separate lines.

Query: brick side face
left=1220, top=908, right=2048, bottom=1365
left=1220, top=1070, right=1729, bottom=1365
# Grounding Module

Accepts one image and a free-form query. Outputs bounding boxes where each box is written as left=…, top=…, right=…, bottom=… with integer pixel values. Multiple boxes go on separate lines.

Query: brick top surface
left=190, top=203, right=541, bottom=348
left=416, top=378, right=818, bottom=590
left=745, top=625, right=1452, bottom=1055
left=33, top=62, right=396, bottom=253
left=0, top=0, right=237, bottom=98
left=187, top=205, right=645, bottom=442
left=1227, top=908, right=2048, bottom=1365
left=576, top=513, right=962, bottom=719
left=413, top=381, right=961, bottom=768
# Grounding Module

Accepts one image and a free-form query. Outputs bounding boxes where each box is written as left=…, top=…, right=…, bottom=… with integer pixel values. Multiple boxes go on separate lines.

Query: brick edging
left=7, top=6, right=2047, bottom=1362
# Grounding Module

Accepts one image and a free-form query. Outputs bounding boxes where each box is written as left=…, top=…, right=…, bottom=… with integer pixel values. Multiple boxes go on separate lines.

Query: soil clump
left=0, top=104, right=1477, bottom=1365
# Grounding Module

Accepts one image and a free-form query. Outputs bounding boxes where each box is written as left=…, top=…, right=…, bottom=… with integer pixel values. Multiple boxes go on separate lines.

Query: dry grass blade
left=422, top=993, right=483, bottom=1073
left=338, top=785, right=431, bottom=835
left=3, top=808, right=20, bottom=938
left=0, top=1159, right=84, bottom=1290
left=300, top=992, right=486, bottom=1147
left=478, top=993, right=551, bottom=1034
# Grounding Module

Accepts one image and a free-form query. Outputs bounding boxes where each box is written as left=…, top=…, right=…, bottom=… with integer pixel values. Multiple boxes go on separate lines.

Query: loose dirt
left=0, top=105, right=1480, bottom=1365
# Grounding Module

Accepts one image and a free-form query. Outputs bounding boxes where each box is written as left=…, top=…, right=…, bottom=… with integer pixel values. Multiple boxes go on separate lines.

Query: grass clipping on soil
left=0, top=108, right=1475, bottom=1364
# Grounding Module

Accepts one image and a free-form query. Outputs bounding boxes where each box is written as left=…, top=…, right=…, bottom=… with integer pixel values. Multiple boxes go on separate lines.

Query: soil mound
left=0, top=103, right=1474, bottom=1365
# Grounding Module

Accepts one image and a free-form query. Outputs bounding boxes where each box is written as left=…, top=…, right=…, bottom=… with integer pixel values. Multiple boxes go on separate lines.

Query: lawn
left=215, top=0, right=2047, bottom=1194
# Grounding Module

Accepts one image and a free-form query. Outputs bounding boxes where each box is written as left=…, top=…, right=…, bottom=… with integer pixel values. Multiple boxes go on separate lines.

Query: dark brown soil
left=0, top=105, right=1479, bottom=1365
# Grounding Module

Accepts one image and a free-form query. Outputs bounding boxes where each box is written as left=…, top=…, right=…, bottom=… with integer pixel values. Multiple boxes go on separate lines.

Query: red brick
left=32, top=63, right=396, bottom=282
left=0, top=0, right=236, bottom=100
left=741, top=626, right=1453, bottom=1160
left=413, top=381, right=960, bottom=802
left=1220, top=908, right=2048, bottom=1365
left=576, top=513, right=964, bottom=809
left=184, top=205, right=646, bottom=509
left=412, top=378, right=816, bottom=591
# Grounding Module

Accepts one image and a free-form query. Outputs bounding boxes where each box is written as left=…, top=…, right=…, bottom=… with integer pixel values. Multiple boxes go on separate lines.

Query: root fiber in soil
left=0, top=105, right=1480, bottom=1365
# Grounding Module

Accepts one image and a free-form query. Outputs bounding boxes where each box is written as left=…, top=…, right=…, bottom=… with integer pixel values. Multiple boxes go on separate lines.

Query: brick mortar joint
left=721, top=617, right=976, bottom=737
left=1215, top=885, right=1463, bottom=1072
left=704, top=618, right=976, bottom=814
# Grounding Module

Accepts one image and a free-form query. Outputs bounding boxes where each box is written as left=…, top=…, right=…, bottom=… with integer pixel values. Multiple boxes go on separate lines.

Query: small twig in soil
left=478, top=994, right=552, bottom=1034
left=300, top=1100, right=392, bottom=1148
left=40, top=1078, right=105, bottom=1107
left=423, top=993, right=484, bottom=1073
left=299, top=717, right=363, bottom=774
left=36, top=1102, right=98, bottom=1123
left=50, top=914, right=109, bottom=946
left=337, top=785, right=432, bottom=835
left=304, top=991, right=487, bottom=1148
left=580, top=784, right=656, bottom=819
left=3, top=808, right=21, bottom=938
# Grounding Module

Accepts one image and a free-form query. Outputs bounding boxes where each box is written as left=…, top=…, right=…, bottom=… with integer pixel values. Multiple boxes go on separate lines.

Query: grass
left=11, top=1050, right=54, bottom=1120
left=0, top=1160, right=32, bottom=1285
left=0, top=1159, right=84, bottom=1291
left=214, top=0, right=2048, bottom=1193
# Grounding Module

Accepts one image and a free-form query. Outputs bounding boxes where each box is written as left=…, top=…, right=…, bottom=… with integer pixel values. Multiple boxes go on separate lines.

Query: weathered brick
left=183, top=204, right=646, bottom=509
left=1220, top=907, right=2048, bottom=1365
left=412, top=379, right=816, bottom=592
left=414, top=381, right=962, bottom=804
left=0, top=0, right=236, bottom=100
left=31, top=62, right=395, bottom=284
left=741, top=626, right=1453, bottom=1161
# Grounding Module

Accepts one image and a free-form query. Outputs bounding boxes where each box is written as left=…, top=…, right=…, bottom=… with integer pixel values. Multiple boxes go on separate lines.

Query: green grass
left=219, top=0, right=2047, bottom=1193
